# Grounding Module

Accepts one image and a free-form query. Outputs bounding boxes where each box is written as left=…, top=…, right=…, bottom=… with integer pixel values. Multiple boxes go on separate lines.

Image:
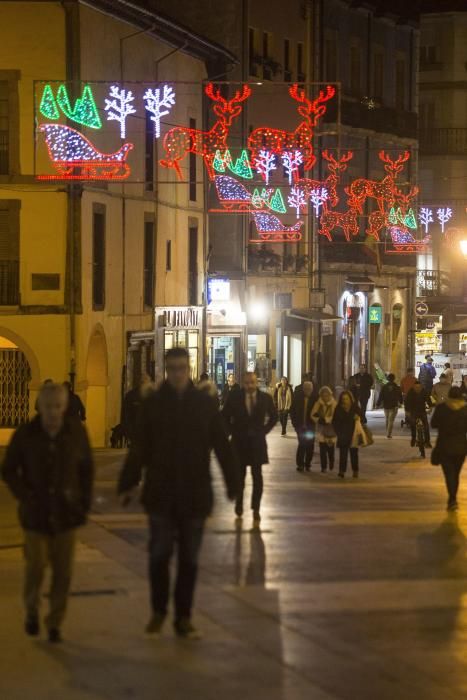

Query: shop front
left=155, top=306, right=204, bottom=380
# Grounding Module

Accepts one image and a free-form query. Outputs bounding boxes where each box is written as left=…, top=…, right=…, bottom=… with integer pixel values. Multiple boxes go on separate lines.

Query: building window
left=283, top=39, right=291, bottom=81
left=373, top=51, right=384, bottom=101
left=166, top=240, right=172, bottom=272
left=189, top=118, right=197, bottom=202
left=263, top=32, right=272, bottom=80
left=92, top=207, right=105, bottom=310
left=395, top=59, right=406, bottom=110
left=297, top=42, right=305, bottom=82
left=350, top=45, right=361, bottom=95
left=145, top=110, right=154, bottom=191
left=420, top=45, right=439, bottom=68
left=143, top=219, right=155, bottom=309
left=420, top=102, right=435, bottom=131
left=188, top=225, right=198, bottom=306
left=0, top=82, right=9, bottom=175
left=324, top=37, right=337, bottom=82
left=249, top=27, right=258, bottom=76
left=0, top=200, right=19, bottom=305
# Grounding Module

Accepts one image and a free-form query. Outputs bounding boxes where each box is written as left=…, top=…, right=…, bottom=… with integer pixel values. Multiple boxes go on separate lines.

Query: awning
left=287, top=308, right=343, bottom=323
left=439, top=318, right=467, bottom=334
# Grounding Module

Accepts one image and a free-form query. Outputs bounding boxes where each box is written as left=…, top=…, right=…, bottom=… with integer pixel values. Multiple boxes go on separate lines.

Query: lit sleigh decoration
left=212, top=175, right=251, bottom=212
left=250, top=211, right=303, bottom=243
left=38, top=124, right=133, bottom=180
left=386, top=226, right=431, bottom=254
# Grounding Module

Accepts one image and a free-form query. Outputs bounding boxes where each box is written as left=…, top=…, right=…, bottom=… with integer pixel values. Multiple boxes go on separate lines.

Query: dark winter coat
left=332, top=405, right=361, bottom=448
left=222, top=388, right=277, bottom=466
left=404, top=387, right=431, bottom=418
left=2, top=416, right=94, bottom=534
left=118, top=381, right=239, bottom=518
left=431, top=399, right=467, bottom=459
left=290, top=386, right=319, bottom=430
left=122, top=387, right=144, bottom=442
left=349, top=372, right=374, bottom=401
left=66, top=390, right=86, bottom=422
left=221, top=382, right=240, bottom=408
left=377, top=381, right=403, bottom=410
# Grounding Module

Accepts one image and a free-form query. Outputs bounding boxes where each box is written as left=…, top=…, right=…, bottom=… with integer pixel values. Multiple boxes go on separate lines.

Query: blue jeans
left=148, top=514, right=204, bottom=622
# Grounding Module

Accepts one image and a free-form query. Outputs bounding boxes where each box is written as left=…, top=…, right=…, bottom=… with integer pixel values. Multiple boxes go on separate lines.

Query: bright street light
left=249, top=301, right=267, bottom=323
left=460, top=240, right=467, bottom=257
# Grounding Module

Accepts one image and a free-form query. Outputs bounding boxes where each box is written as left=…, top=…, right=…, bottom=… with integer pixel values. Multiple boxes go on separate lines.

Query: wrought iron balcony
left=419, top=128, right=467, bottom=155
left=416, top=269, right=450, bottom=298
left=0, top=261, right=19, bottom=305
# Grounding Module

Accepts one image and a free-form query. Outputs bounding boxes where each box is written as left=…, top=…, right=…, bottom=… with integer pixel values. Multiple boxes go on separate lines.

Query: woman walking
left=312, top=386, right=337, bottom=472
left=431, top=386, right=467, bottom=511
left=274, top=376, right=293, bottom=436
left=332, top=391, right=361, bottom=479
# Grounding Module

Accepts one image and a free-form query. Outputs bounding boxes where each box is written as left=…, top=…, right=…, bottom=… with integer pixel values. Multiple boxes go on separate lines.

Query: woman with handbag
left=332, top=391, right=362, bottom=479
left=311, top=386, right=337, bottom=473
left=431, top=386, right=467, bottom=511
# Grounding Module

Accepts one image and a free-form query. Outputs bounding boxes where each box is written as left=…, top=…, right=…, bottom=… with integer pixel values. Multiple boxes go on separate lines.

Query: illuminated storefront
left=155, top=306, right=204, bottom=380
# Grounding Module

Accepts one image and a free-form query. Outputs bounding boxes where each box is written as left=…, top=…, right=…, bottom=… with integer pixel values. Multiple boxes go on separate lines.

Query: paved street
left=2, top=410, right=467, bottom=699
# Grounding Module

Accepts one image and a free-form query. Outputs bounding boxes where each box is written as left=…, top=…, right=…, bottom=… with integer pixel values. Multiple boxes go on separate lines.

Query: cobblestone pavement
left=1, top=410, right=467, bottom=699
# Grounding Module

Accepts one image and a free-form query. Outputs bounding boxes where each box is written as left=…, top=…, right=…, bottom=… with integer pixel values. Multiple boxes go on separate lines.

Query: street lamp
left=249, top=301, right=267, bottom=323
left=460, top=239, right=467, bottom=258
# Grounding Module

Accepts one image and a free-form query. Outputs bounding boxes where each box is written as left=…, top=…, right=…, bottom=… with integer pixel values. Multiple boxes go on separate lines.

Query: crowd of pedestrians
left=3, top=349, right=467, bottom=645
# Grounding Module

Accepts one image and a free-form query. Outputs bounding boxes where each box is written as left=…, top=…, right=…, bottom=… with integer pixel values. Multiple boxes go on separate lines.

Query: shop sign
left=369, top=306, right=382, bottom=324
left=207, top=278, right=230, bottom=304
left=160, top=307, right=200, bottom=328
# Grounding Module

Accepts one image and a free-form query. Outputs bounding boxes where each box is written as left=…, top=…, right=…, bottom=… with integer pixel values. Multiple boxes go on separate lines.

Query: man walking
left=418, top=355, right=437, bottom=395
left=221, top=373, right=240, bottom=408
left=432, top=373, right=451, bottom=405
left=2, top=383, right=94, bottom=643
left=405, top=380, right=432, bottom=448
left=377, top=373, right=403, bottom=438
left=63, top=381, right=86, bottom=422
left=118, top=348, right=238, bottom=640
left=349, top=364, right=374, bottom=423
left=222, top=372, right=277, bottom=526
left=290, top=380, right=318, bottom=471
left=121, top=373, right=154, bottom=444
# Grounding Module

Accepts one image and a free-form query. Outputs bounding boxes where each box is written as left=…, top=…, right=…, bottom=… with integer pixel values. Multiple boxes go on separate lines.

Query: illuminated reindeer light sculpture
left=160, top=83, right=251, bottom=180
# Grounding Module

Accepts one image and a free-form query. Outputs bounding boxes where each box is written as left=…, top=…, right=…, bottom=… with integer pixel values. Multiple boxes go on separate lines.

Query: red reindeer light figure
left=248, top=84, right=335, bottom=175
left=298, top=150, right=353, bottom=208
left=160, top=83, right=251, bottom=180
left=345, top=151, right=410, bottom=213
left=319, top=208, right=359, bottom=242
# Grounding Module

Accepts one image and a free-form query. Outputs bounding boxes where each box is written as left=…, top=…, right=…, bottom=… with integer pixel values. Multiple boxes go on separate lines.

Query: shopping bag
left=362, top=425, right=374, bottom=446
left=352, top=418, right=368, bottom=448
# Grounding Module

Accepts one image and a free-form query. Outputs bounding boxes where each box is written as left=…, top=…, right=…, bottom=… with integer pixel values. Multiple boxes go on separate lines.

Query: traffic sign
left=415, top=301, right=428, bottom=316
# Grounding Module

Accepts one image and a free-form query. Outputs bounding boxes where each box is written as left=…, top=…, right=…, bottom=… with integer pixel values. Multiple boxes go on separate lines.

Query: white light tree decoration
left=254, top=150, right=276, bottom=185
left=436, top=207, right=453, bottom=233
left=288, top=185, right=307, bottom=219
left=419, top=207, right=434, bottom=234
left=104, top=85, right=136, bottom=139
left=281, top=150, right=303, bottom=184
left=309, top=187, right=329, bottom=216
left=143, top=84, right=176, bottom=138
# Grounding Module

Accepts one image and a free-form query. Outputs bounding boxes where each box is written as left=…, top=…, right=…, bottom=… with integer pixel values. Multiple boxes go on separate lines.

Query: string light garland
left=38, top=124, right=133, bottom=180
left=160, top=83, right=251, bottom=180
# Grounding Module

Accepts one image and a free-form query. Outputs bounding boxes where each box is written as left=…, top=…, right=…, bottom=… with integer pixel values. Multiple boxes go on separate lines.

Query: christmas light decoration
left=39, top=84, right=59, bottom=120
left=254, top=150, right=276, bottom=184
left=282, top=150, right=303, bottom=185
left=299, top=151, right=353, bottom=209
left=367, top=210, right=388, bottom=240
left=388, top=206, right=417, bottom=229
left=213, top=149, right=232, bottom=173
left=269, top=188, right=287, bottom=214
left=419, top=207, right=434, bottom=234
left=404, top=208, right=417, bottom=229
left=309, top=187, right=328, bottom=216
left=288, top=185, right=307, bottom=218
left=161, top=83, right=251, bottom=180
left=143, top=84, right=175, bottom=138
left=319, top=208, right=359, bottom=242
left=346, top=151, right=410, bottom=213
left=229, top=150, right=253, bottom=179
left=38, top=123, right=133, bottom=180
left=104, top=85, right=136, bottom=139
left=386, top=226, right=430, bottom=254
left=437, top=207, right=453, bottom=233
left=56, top=84, right=102, bottom=129
left=251, top=211, right=303, bottom=243
left=212, top=175, right=251, bottom=211
left=248, top=84, right=335, bottom=173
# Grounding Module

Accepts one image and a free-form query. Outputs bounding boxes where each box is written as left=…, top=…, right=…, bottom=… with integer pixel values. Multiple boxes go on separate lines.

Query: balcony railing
left=0, top=261, right=19, bottom=305
left=419, top=128, right=467, bottom=155
left=248, top=247, right=310, bottom=275
left=417, top=269, right=450, bottom=298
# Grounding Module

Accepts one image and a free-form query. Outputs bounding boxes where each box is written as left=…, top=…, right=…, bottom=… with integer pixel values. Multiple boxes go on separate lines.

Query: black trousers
left=339, top=445, right=359, bottom=473
left=279, top=411, right=289, bottom=434
left=148, top=515, right=204, bottom=622
left=360, top=395, right=370, bottom=423
left=296, top=431, right=315, bottom=468
left=441, top=457, right=464, bottom=503
left=410, top=414, right=430, bottom=444
left=319, top=442, right=335, bottom=471
left=236, top=463, right=263, bottom=513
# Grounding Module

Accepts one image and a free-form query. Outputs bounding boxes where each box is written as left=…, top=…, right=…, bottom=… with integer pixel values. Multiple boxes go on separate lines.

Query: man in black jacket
left=63, top=381, right=86, bottom=422
left=2, top=383, right=94, bottom=643
left=220, top=373, right=240, bottom=408
left=377, top=373, right=403, bottom=438
left=290, top=380, right=319, bottom=471
left=405, top=380, right=432, bottom=448
left=349, top=364, right=374, bottom=423
left=118, top=348, right=238, bottom=640
left=222, top=372, right=277, bottom=525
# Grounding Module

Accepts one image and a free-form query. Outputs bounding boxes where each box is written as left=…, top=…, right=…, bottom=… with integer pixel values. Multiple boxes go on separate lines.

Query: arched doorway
left=86, top=325, right=108, bottom=447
